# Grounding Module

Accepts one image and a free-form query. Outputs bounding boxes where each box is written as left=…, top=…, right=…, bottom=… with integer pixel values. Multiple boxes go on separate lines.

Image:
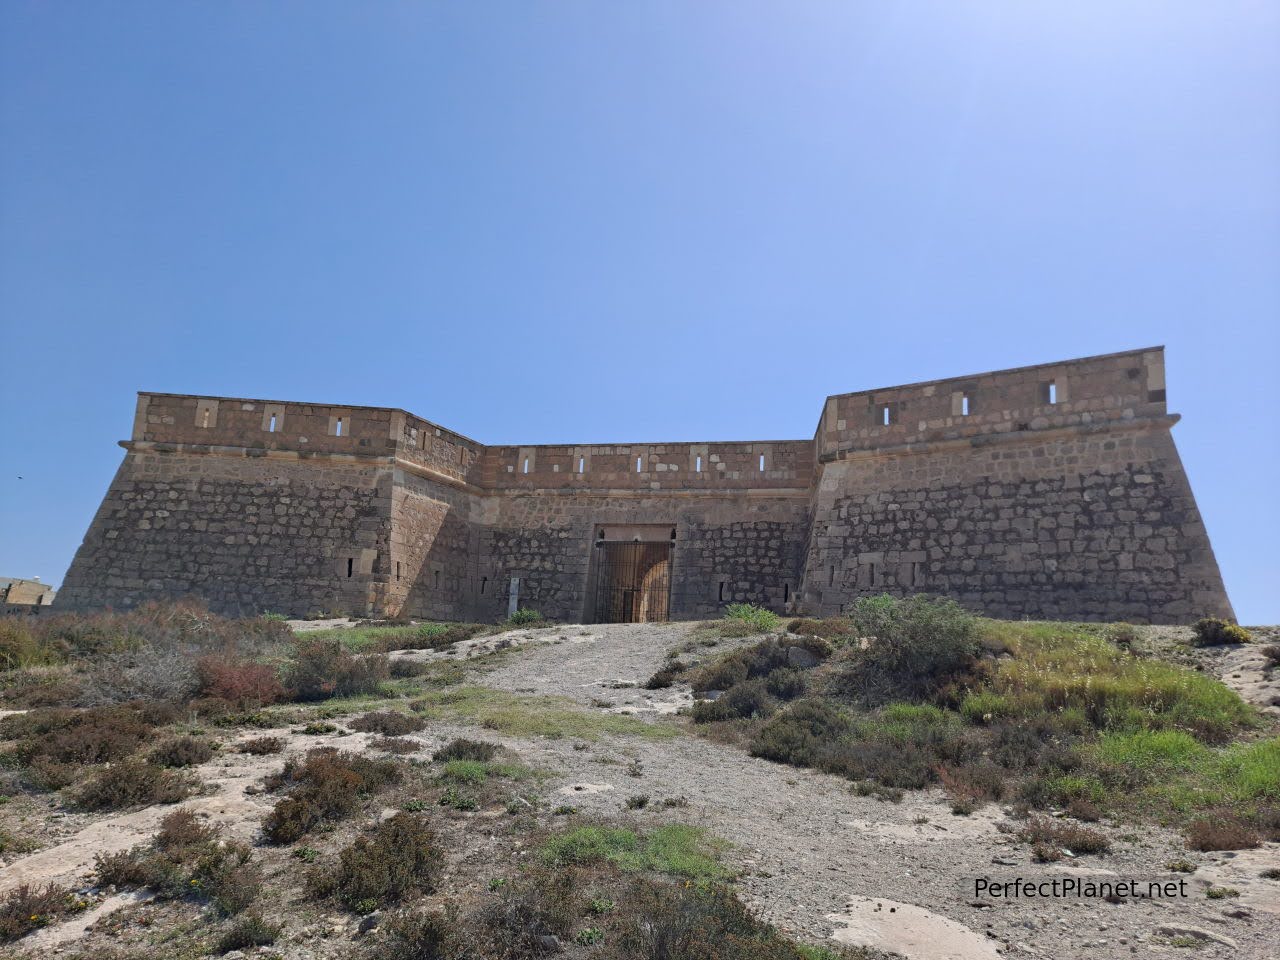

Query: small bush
left=72, top=760, right=193, bottom=810
left=378, top=910, right=456, bottom=960
left=217, top=913, right=280, bottom=953
left=236, top=736, right=284, bottom=755
left=373, top=737, right=421, bottom=754
left=95, top=811, right=260, bottom=918
left=691, top=679, right=774, bottom=723
left=644, top=662, right=688, bottom=690
left=83, top=645, right=200, bottom=704
left=149, top=736, right=215, bottom=768
left=843, top=594, right=979, bottom=700
left=1260, top=645, right=1280, bottom=669
left=434, top=738, right=500, bottom=763
left=765, top=668, right=807, bottom=700
left=383, top=623, right=484, bottom=652
left=1066, top=798, right=1103, bottom=822
left=283, top=638, right=389, bottom=702
left=722, top=603, right=780, bottom=633
left=507, top=609, right=544, bottom=626
left=0, top=883, right=81, bottom=942
left=786, top=617, right=855, bottom=641
left=1191, top=618, right=1251, bottom=647
left=310, top=812, right=442, bottom=912
left=197, top=656, right=286, bottom=707
left=349, top=710, right=426, bottom=736
left=1019, top=816, right=1110, bottom=854
left=262, top=748, right=401, bottom=843
left=390, top=658, right=432, bottom=678
left=1184, top=816, right=1261, bottom=851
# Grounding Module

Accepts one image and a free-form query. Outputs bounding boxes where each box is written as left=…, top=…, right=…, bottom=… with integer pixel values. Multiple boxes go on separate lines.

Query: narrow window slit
left=346, top=558, right=353, bottom=578
left=268, top=414, right=277, bottom=433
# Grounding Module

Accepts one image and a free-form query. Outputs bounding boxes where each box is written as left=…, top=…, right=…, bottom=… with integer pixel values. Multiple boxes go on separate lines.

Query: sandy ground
left=2, top=620, right=1278, bottom=960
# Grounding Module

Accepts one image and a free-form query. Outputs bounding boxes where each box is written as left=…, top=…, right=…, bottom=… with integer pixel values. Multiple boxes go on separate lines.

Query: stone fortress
left=55, top=347, right=1234, bottom=625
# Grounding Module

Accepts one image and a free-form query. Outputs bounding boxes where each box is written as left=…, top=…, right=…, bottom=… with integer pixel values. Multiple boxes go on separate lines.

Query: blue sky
left=1, top=3, right=1276, bottom=622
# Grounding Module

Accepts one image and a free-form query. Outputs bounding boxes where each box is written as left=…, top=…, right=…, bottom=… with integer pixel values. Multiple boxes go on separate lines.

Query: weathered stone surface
left=55, top=348, right=1234, bottom=623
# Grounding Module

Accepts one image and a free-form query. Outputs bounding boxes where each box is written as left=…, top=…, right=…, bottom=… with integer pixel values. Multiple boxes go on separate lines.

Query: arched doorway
left=589, top=538, right=673, bottom=623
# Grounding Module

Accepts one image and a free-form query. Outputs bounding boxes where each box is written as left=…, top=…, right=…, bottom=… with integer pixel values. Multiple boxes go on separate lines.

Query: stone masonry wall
left=800, top=422, right=1232, bottom=623
left=482, top=493, right=810, bottom=622
left=55, top=347, right=1235, bottom=624
left=57, top=449, right=394, bottom=617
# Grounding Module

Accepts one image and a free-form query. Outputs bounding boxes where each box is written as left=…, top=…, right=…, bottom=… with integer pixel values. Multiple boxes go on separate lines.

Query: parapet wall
left=55, top=347, right=1234, bottom=623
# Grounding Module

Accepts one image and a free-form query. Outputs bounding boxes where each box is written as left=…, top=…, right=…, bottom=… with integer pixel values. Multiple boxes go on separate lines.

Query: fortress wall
left=815, top=347, right=1167, bottom=458
left=483, top=491, right=810, bottom=621
left=481, top=440, right=814, bottom=491
left=136, top=393, right=401, bottom=458
left=56, top=447, right=395, bottom=617
left=56, top=348, right=1234, bottom=624
left=396, top=413, right=485, bottom=485
left=801, top=418, right=1233, bottom=623
left=388, top=469, right=486, bottom=621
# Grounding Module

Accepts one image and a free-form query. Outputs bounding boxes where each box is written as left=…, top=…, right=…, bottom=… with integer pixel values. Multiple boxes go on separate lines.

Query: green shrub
left=1191, top=618, right=1251, bottom=647
left=843, top=594, right=979, bottom=699
left=507, top=609, right=544, bottom=626
left=764, top=668, right=807, bottom=700
left=691, top=680, right=774, bottom=723
left=541, top=824, right=728, bottom=882
left=722, top=604, right=780, bottom=633
left=310, top=813, right=442, bottom=912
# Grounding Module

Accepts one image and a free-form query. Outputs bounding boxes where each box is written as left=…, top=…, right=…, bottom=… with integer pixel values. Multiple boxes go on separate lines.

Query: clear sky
left=1, top=3, right=1276, bottom=622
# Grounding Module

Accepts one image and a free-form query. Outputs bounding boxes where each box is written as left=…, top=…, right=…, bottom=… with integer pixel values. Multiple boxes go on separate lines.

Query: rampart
left=54, top=347, right=1234, bottom=624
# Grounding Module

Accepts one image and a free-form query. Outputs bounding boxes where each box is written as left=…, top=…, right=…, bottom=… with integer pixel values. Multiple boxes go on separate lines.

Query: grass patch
left=722, top=603, right=781, bottom=633
left=540, top=824, right=729, bottom=883
left=412, top=686, right=678, bottom=741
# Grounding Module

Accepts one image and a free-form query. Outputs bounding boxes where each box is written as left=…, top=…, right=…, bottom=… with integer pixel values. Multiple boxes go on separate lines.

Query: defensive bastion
left=55, top=347, right=1233, bottom=625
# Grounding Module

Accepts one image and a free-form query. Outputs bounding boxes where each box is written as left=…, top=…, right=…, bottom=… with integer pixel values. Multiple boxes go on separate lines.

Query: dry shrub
left=84, top=645, right=200, bottom=705
left=1260, top=645, right=1280, bottom=669
left=433, top=738, right=499, bottom=763
left=1185, top=816, right=1261, bottom=851
left=787, top=616, right=856, bottom=640
left=217, top=913, right=280, bottom=953
left=0, top=883, right=81, bottom=942
left=72, top=759, right=194, bottom=810
left=373, top=737, right=421, bottom=754
left=149, top=736, right=215, bottom=768
left=197, top=656, right=285, bottom=708
left=1019, top=816, right=1110, bottom=854
left=1066, top=798, right=1103, bottom=822
left=262, top=748, right=401, bottom=843
left=936, top=762, right=1007, bottom=809
left=309, top=812, right=442, bottom=912
left=390, top=658, right=432, bottom=678
left=283, top=638, right=389, bottom=701
left=348, top=710, right=426, bottom=736
left=21, top=704, right=157, bottom=765
left=236, top=736, right=285, bottom=756
left=95, top=810, right=260, bottom=917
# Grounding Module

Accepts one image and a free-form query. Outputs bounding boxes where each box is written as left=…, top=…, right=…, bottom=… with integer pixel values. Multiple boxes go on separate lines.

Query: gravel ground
left=476, top=621, right=1280, bottom=960
left=5, top=620, right=1277, bottom=960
